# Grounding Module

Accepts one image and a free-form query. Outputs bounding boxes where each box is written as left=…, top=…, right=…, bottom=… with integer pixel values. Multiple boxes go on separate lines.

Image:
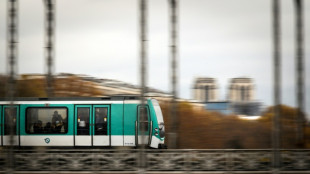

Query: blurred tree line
left=0, top=74, right=103, bottom=97
left=162, top=102, right=310, bottom=149
left=0, top=74, right=309, bottom=149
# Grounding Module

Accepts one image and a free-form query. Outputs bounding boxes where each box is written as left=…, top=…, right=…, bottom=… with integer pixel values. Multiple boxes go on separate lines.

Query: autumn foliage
left=0, top=74, right=104, bottom=98
left=161, top=102, right=310, bottom=149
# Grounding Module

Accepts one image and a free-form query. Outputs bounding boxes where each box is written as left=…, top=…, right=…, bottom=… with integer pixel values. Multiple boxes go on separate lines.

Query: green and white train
left=0, top=97, right=165, bottom=148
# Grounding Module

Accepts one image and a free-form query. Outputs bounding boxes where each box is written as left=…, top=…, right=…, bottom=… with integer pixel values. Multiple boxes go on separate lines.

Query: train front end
left=149, top=99, right=165, bottom=148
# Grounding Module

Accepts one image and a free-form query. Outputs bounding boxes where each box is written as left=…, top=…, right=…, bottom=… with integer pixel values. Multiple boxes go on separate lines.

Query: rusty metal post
left=168, top=0, right=179, bottom=149
left=44, top=0, right=55, bottom=97
left=6, top=0, right=18, bottom=173
left=294, top=0, right=305, bottom=147
left=139, top=0, right=148, bottom=173
left=272, top=0, right=281, bottom=171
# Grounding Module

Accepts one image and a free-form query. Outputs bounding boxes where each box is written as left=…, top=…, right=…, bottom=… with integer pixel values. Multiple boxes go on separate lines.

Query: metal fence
left=0, top=149, right=309, bottom=173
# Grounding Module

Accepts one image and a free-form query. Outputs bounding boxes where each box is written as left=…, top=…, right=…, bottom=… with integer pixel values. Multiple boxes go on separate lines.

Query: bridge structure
left=0, top=149, right=310, bottom=173
left=2, top=0, right=308, bottom=174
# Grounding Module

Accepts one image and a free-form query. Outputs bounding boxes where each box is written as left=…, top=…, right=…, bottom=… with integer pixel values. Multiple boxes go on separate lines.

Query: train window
left=139, top=106, right=149, bottom=131
left=26, top=107, right=68, bottom=134
left=94, top=107, right=108, bottom=135
left=77, top=107, right=90, bottom=135
left=4, top=107, right=17, bottom=135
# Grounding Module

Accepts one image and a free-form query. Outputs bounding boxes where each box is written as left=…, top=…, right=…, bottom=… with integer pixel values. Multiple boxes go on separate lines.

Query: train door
left=2, top=106, right=19, bottom=146
left=75, top=105, right=110, bottom=146
left=75, top=105, right=92, bottom=146
left=137, top=105, right=151, bottom=145
left=92, top=105, right=110, bottom=146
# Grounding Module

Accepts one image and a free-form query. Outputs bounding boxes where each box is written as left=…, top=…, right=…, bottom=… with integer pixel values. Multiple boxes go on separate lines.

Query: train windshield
left=151, top=99, right=165, bottom=138
left=151, top=99, right=163, bottom=124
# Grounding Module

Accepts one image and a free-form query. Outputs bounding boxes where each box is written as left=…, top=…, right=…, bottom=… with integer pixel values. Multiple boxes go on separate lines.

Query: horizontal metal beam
left=2, top=171, right=310, bottom=174
left=0, top=149, right=309, bottom=172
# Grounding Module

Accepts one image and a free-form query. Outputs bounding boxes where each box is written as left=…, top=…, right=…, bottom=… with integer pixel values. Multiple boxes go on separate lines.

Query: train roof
left=0, top=96, right=142, bottom=101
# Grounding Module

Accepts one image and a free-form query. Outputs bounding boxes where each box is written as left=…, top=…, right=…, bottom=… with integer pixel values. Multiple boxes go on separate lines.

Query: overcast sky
left=0, top=0, right=309, bottom=115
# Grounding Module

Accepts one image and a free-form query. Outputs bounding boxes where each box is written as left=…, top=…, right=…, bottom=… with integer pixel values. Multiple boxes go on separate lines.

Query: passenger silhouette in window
left=33, top=120, right=43, bottom=133
left=44, top=122, right=52, bottom=133
left=52, top=111, right=63, bottom=133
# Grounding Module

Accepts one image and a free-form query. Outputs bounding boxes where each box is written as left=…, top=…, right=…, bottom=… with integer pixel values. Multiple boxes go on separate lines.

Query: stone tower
left=193, top=77, right=218, bottom=102
left=228, top=78, right=254, bottom=102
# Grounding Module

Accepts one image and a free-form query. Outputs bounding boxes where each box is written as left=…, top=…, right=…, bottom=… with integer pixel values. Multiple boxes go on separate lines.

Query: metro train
left=0, top=96, right=165, bottom=148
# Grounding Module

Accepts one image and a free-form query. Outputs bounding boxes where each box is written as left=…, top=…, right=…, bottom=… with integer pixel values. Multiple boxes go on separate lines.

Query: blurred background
left=0, top=0, right=309, bottom=149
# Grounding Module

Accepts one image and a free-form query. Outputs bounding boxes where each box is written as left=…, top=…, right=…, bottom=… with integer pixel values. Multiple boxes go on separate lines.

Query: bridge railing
left=0, top=149, right=309, bottom=172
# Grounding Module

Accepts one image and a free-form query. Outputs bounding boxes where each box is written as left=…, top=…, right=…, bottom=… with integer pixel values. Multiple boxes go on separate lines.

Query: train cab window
left=139, top=106, right=149, bottom=131
left=94, top=107, right=108, bottom=135
left=4, top=107, right=17, bottom=135
left=77, top=108, right=90, bottom=135
left=26, top=108, right=68, bottom=134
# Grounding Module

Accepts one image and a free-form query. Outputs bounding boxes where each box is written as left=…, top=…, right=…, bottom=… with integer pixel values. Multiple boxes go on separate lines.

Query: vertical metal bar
left=139, top=0, right=148, bottom=113
left=44, top=0, right=55, bottom=97
left=42, top=2, right=55, bottom=170
left=6, top=1, right=18, bottom=101
left=139, top=0, right=148, bottom=173
left=294, top=0, right=305, bottom=147
left=140, top=0, right=148, bottom=105
left=6, top=0, right=18, bottom=173
left=168, top=0, right=179, bottom=149
left=135, top=120, right=138, bottom=146
left=272, top=0, right=281, bottom=171
left=148, top=121, right=152, bottom=145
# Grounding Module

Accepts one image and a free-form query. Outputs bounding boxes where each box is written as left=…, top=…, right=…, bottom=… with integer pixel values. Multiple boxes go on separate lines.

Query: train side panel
left=1, top=98, right=164, bottom=148
left=123, top=103, right=138, bottom=146
left=110, top=103, right=124, bottom=146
